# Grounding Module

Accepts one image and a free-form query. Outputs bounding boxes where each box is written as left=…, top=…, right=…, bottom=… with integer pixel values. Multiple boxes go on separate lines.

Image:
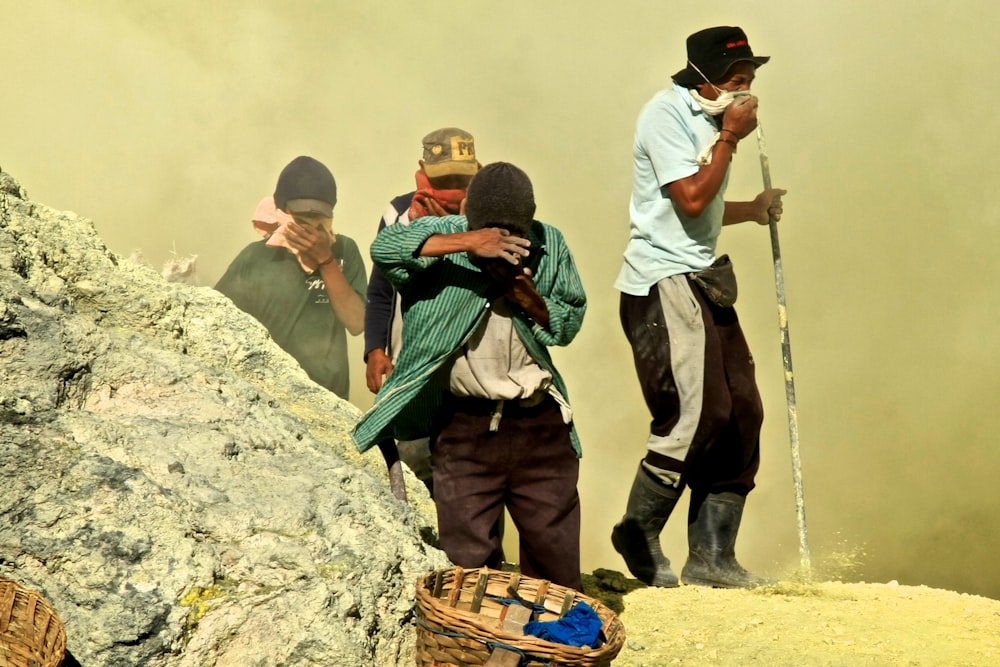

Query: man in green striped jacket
left=352, top=162, right=587, bottom=589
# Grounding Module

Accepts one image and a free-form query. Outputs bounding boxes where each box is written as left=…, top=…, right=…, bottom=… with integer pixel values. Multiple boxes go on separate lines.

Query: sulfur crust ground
left=611, top=580, right=1000, bottom=666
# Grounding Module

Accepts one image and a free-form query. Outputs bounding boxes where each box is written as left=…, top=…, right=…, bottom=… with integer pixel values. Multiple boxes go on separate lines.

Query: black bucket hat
left=672, top=26, right=769, bottom=86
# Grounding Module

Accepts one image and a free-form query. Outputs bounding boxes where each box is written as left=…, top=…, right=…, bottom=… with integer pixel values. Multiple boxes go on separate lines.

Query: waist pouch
left=689, top=254, right=738, bottom=308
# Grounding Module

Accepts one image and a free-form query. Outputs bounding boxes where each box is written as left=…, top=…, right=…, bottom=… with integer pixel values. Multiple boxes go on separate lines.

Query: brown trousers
left=432, top=395, right=582, bottom=591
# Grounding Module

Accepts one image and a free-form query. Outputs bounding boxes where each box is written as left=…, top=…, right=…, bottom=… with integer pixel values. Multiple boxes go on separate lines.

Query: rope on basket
left=484, top=642, right=536, bottom=664
left=487, top=594, right=549, bottom=616
left=415, top=619, right=555, bottom=667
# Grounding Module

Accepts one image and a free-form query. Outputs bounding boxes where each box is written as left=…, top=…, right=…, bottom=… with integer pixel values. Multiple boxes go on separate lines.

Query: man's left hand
left=752, top=188, right=787, bottom=225
left=485, top=263, right=550, bottom=329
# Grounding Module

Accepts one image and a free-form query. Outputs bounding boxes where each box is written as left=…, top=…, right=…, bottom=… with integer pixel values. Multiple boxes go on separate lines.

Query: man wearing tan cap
left=364, top=128, right=480, bottom=496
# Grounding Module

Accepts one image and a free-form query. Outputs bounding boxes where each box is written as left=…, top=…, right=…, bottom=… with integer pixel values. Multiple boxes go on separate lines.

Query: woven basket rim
left=0, top=577, right=68, bottom=667
left=415, top=566, right=625, bottom=664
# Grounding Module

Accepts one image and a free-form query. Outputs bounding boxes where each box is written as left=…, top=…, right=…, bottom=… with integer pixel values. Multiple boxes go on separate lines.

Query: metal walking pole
left=755, top=121, right=812, bottom=576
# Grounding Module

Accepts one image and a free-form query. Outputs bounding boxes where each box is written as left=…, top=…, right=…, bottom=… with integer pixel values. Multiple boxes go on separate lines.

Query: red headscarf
left=407, top=170, right=467, bottom=220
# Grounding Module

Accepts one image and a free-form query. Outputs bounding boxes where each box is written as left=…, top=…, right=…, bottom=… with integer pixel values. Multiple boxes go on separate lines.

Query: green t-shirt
left=215, top=236, right=367, bottom=399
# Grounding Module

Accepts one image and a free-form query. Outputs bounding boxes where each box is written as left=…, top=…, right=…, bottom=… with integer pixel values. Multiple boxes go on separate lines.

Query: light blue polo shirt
left=615, top=83, right=730, bottom=296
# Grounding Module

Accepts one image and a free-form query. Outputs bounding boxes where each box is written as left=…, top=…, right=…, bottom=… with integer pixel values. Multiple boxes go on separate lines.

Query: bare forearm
left=418, top=228, right=532, bottom=263
left=666, top=141, right=735, bottom=218
left=722, top=200, right=759, bottom=226
left=724, top=188, right=786, bottom=226
left=501, top=273, right=551, bottom=331
left=417, top=231, right=478, bottom=257
left=319, top=262, right=365, bottom=335
left=519, top=295, right=550, bottom=330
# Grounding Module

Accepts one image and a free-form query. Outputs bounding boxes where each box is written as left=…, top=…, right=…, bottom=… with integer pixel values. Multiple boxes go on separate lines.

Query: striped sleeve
left=529, top=225, right=587, bottom=348
left=370, top=215, right=466, bottom=289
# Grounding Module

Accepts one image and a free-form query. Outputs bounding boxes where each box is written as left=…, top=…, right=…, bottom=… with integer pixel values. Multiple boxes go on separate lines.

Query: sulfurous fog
left=3, top=1, right=999, bottom=600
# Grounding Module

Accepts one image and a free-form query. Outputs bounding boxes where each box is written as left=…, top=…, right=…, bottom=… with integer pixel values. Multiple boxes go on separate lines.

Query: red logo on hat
left=726, top=39, right=748, bottom=48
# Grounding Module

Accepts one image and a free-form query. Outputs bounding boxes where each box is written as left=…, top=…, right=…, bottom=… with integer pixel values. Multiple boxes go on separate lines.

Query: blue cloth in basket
left=523, top=601, right=602, bottom=647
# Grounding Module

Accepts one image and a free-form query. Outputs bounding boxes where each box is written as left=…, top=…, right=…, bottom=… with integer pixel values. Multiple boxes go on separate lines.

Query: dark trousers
left=620, top=277, right=763, bottom=496
left=432, top=395, right=582, bottom=591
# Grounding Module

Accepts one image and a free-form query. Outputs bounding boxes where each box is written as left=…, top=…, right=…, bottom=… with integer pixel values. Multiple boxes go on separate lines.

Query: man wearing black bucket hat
left=612, top=26, right=786, bottom=589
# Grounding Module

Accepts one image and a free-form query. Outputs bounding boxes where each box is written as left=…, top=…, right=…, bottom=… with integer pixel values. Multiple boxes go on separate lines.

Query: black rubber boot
left=611, top=465, right=681, bottom=587
left=681, top=491, right=771, bottom=588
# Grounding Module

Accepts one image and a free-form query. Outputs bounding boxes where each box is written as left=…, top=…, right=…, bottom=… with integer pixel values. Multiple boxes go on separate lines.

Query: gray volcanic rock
left=0, top=168, right=447, bottom=666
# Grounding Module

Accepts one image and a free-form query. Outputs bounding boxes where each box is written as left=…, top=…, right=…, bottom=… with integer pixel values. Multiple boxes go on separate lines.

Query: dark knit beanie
left=273, top=156, right=337, bottom=213
left=464, top=162, right=536, bottom=233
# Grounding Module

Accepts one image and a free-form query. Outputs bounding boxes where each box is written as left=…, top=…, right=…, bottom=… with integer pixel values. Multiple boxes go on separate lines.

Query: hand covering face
left=407, top=170, right=466, bottom=220
left=251, top=196, right=330, bottom=273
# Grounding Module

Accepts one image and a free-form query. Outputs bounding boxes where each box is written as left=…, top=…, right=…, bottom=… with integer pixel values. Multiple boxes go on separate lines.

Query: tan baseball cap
left=421, top=127, right=478, bottom=178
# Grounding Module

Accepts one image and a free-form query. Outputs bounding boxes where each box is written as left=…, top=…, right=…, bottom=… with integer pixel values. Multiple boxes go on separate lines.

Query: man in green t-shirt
left=216, top=156, right=367, bottom=400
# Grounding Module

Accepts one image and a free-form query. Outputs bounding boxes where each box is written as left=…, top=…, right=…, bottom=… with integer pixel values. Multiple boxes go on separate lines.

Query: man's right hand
left=423, top=197, right=449, bottom=217
left=722, top=94, right=759, bottom=140
left=417, top=227, right=531, bottom=263
left=366, top=348, right=393, bottom=393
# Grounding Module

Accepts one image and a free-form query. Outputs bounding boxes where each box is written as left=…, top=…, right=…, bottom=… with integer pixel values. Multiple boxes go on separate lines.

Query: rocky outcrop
left=0, top=168, right=448, bottom=666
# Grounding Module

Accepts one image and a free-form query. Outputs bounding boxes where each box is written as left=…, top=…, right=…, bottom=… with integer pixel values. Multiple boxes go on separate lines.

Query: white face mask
left=686, top=61, right=752, bottom=115
left=690, top=87, right=750, bottom=116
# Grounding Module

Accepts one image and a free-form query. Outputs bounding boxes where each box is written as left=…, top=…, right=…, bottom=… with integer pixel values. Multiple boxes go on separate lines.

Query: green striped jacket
left=352, top=215, right=588, bottom=456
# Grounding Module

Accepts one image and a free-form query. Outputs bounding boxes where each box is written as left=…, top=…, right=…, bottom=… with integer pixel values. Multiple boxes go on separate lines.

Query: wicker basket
left=415, top=567, right=624, bottom=667
left=0, top=578, right=66, bottom=667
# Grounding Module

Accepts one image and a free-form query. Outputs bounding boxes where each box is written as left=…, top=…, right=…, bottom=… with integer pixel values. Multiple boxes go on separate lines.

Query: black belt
left=445, top=393, right=553, bottom=417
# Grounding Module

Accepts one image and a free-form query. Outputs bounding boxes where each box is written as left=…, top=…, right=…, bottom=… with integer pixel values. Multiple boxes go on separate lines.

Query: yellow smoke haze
left=3, top=2, right=998, bottom=598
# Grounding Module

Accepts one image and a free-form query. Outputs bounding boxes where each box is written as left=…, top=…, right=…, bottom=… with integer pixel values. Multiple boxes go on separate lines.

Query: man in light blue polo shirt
left=612, top=26, right=786, bottom=589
